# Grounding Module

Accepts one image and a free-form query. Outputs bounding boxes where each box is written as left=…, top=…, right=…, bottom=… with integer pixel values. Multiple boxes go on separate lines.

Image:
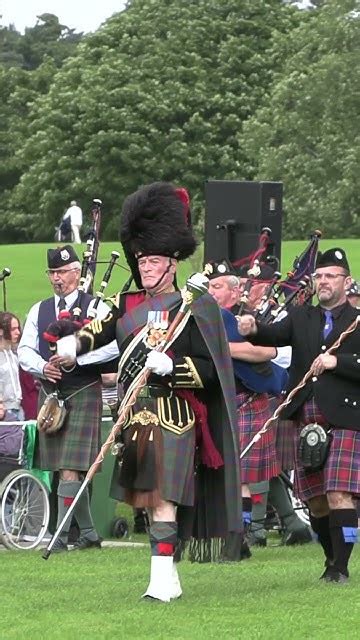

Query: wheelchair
left=0, top=421, right=50, bottom=550
left=54, top=218, right=74, bottom=243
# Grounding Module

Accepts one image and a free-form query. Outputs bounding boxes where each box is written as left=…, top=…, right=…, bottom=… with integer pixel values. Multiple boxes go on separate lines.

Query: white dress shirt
left=271, top=309, right=292, bottom=369
left=18, top=289, right=119, bottom=377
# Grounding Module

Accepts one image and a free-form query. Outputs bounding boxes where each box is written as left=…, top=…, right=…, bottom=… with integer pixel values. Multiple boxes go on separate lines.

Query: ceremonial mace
left=240, top=315, right=360, bottom=459
left=42, top=271, right=210, bottom=559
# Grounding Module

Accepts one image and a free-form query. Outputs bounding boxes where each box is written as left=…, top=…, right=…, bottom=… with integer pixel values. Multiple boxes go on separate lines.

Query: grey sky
left=0, top=1, right=312, bottom=35
left=0, top=0, right=127, bottom=34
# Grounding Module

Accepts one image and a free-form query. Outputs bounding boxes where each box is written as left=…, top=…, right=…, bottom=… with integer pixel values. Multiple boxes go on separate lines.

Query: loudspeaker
left=204, top=180, right=283, bottom=268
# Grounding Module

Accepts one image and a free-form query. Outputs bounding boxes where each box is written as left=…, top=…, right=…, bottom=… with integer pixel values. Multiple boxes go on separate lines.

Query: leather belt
left=137, top=385, right=173, bottom=399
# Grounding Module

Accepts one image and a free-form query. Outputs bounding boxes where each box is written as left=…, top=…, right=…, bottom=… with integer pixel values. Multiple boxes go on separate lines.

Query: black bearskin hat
left=120, top=182, right=197, bottom=288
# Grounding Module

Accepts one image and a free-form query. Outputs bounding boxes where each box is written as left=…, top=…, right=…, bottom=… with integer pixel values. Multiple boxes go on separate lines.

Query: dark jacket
left=251, top=302, right=360, bottom=429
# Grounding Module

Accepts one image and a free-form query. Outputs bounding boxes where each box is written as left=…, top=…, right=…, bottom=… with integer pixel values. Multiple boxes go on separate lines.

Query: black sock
left=329, top=509, right=358, bottom=577
left=309, top=514, right=333, bottom=562
left=242, top=497, right=252, bottom=528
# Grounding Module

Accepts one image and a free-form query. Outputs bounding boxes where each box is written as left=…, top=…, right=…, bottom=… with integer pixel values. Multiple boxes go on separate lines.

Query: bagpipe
left=53, top=198, right=122, bottom=329
left=83, top=198, right=102, bottom=295
left=38, top=202, right=121, bottom=435
left=221, top=227, right=288, bottom=394
left=255, top=230, right=321, bottom=324
left=221, top=229, right=321, bottom=395
left=234, top=227, right=272, bottom=315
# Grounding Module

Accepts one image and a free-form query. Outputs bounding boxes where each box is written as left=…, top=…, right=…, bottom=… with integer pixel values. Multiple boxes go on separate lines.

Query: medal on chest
left=143, top=310, right=169, bottom=349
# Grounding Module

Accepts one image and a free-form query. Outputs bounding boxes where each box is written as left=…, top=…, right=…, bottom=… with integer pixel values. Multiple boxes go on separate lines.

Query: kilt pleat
left=268, top=395, right=296, bottom=471
left=36, top=382, right=102, bottom=471
left=294, top=398, right=360, bottom=501
left=237, top=392, right=280, bottom=483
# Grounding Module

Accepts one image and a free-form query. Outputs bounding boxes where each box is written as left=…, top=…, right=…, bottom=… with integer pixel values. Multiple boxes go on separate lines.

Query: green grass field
left=0, top=543, right=359, bottom=639
left=1, top=238, right=359, bottom=638
left=1, top=238, right=360, bottom=321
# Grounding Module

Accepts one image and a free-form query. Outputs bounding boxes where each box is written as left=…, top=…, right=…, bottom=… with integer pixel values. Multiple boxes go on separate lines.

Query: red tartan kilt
left=237, top=392, right=280, bottom=484
left=294, top=398, right=360, bottom=501
left=268, top=395, right=296, bottom=470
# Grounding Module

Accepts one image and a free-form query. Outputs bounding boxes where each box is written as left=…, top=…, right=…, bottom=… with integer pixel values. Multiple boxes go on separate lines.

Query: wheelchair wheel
left=0, top=470, right=50, bottom=550
left=111, top=517, right=129, bottom=539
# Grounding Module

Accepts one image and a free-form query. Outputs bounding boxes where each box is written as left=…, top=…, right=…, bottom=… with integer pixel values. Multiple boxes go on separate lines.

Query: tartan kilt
left=268, top=395, right=296, bottom=471
left=35, top=382, right=102, bottom=472
left=294, top=398, right=360, bottom=501
left=120, top=397, right=196, bottom=507
left=237, top=392, right=280, bottom=484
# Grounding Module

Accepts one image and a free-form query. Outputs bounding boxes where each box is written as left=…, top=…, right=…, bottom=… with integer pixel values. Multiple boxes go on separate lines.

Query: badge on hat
left=205, top=259, right=237, bottom=280
left=47, top=245, right=79, bottom=270
left=60, top=249, right=70, bottom=261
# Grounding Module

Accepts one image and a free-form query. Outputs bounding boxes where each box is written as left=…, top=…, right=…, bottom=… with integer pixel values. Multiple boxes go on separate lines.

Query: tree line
left=0, top=0, right=359, bottom=243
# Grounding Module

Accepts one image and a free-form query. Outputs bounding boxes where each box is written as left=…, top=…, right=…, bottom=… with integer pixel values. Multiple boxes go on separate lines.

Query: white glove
left=56, top=335, right=77, bottom=360
left=145, top=350, right=173, bottom=376
left=236, top=314, right=257, bottom=337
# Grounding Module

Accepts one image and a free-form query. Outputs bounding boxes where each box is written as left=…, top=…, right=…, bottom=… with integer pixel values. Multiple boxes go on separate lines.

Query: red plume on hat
left=175, top=187, right=191, bottom=225
left=120, top=182, right=197, bottom=288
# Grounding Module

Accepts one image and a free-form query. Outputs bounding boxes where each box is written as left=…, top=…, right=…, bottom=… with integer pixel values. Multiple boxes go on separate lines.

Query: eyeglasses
left=46, top=268, right=78, bottom=276
left=313, top=273, right=348, bottom=282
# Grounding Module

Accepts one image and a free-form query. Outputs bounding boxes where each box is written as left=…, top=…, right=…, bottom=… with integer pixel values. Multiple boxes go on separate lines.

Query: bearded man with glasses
left=237, top=248, right=360, bottom=584
left=18, top=245, right=119, bottom=552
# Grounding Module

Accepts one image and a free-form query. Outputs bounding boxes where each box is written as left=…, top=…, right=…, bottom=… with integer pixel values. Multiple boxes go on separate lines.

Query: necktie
left=323, top=310, right=333, bottom=340
left=57, top=297, right=66, bottom=317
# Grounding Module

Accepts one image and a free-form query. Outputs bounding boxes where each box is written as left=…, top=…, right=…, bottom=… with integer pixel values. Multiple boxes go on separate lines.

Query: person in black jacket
left=237, top=247, right=360, bottom=584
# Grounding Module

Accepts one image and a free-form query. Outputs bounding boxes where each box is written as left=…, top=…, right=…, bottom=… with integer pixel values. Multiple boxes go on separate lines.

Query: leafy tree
left=0, top=24, right=23, bottom=68
left=0, top=15, right=84, bottom=241
left=0, top=57, right=60, bottom=241
left=6, top=0, right=301, bottom=242
left=18, top=14, right=83, bottom=70
left=243, top=0, right=360, bottom=238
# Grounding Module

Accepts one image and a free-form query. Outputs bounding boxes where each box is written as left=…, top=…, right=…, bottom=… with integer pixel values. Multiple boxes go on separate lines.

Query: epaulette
left=105, top=289, right=146, bottom=313
left=105, top=292, right=121, bottom=309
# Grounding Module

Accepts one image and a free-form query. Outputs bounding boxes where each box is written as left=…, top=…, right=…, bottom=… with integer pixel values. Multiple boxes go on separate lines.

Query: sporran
left=37, top=391, right=67, bottom=434
left=298, top=422, right=332, bottom=471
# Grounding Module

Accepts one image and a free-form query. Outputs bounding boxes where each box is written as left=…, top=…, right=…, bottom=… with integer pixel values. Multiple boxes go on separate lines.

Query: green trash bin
left=91, top=408, right=117, bottom=538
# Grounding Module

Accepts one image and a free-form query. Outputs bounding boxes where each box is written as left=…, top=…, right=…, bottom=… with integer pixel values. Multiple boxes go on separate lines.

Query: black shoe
left=319, top=566, right=333, bottom=580
left=252, top=537, right=267, bottom=548
left=133, top=522, right=147, bottom=534
left=72, top=536, right=102, bottom=550
left=247, top=530, right=267, bottom=547
left=50, top=538, right=68, bottom=553
left=283, top=527, right=313, bottom=546
left=325, top=568, right=349, bottom=584
left=240, top=539, right=252, bottom=560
